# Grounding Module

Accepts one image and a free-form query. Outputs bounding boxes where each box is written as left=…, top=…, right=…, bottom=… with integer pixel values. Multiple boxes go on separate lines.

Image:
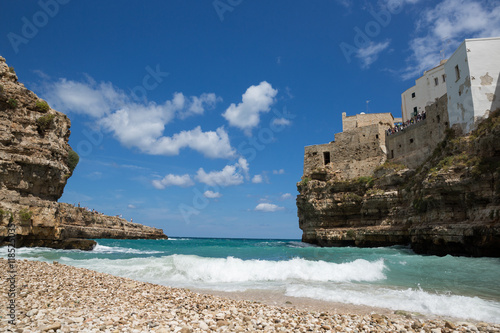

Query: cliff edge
left=297, top=112, right=500, bottom=257
left=0, top=57, right=167, bottom=250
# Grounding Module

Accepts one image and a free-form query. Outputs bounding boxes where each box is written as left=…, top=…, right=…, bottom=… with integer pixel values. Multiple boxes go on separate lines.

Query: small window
left=410, top=138, right=414, bottom=144
left=411, top=92, right=416, bottom=98
left=442, top=74, right=446, bottom=83
left=455, top=65, right=460, bottom=81
left=375, top=134, right=379, bottom=139
left=434, top=77, right=439, bottom=86
left=323, top=152, right=331, bottom=165
left=437, top=115, right=441, bottom=123
left=312, top=152, right=317, bottom=156
left=391, top=150, right=394, bottom=159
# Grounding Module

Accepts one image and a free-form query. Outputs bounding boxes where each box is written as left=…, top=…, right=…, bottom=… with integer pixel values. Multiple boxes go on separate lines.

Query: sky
left=1, top=0, right=500, bottom=239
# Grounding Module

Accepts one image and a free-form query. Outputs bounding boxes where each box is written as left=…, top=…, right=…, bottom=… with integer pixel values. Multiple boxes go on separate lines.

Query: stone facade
left=386, top=94, right=450, bottom=169
left=304, top=113, right=393, bottom=180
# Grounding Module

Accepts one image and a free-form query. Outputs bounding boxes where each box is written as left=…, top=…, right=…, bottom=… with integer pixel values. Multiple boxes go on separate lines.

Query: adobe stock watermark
left=75, top=65, right=168, bottom=158
left=178, top=106, right=296, bottom=224
left=213, top=0, right=243, bottom=22
left=6, top=213, right=17, bottom=325
left=339, top=1, right=404, bottom=65
left=7, top=0, right=71, bottom=54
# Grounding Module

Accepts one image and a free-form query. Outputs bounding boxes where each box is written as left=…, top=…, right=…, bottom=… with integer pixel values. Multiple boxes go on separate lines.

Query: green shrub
left=300, top=177, right=311, bottom=185
left=67, top=149, right=79, bottom=173
left=36, top=114, right=55, bottom=132
left=355, top=176, right=374, bottom=188
left=8, top=66, right=15, bottom=74
left=346, top=230, right=356, bottom=238
left=19, top=208, right=33, bottom=223
left=35, top=100, right=50, bottom=112
left=0, top=209, right=9, bottom=221
left=7, top=98, right=17, bottom=108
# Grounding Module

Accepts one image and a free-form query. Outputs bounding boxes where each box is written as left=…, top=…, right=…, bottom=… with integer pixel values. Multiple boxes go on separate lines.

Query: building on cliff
left=303, top=112, right=399, bottom=181
left=444, top=37, right=500, bottom=134
left=304, top=37, right=500, bottom=175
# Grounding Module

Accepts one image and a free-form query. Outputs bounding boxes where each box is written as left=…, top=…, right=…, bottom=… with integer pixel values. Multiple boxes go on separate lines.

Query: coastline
left=2, top=259, right=498, bottom=332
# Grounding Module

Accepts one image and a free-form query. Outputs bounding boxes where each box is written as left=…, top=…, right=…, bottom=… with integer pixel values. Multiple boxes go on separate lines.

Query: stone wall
left=342, top=112, right=395, bottom=132
left=304, top=123, right=389, bottom=180
left=386, top=94, right=450, bottom=169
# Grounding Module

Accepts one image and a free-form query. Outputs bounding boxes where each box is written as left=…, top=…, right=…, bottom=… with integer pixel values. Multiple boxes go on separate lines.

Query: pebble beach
left=1, top=258, right=499, bottom=333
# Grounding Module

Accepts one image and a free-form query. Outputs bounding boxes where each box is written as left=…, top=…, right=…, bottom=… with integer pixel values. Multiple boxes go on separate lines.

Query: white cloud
left=252, top=175, right=263, bottom=183
left=40, top=77, right=232, bottom=158
left=280, top=193, right=293, bottom=200
left=196, top=158, right=249, bottom=187
left=222, top=81, right=278, bottom=135
left=273, top=169, right=285, bottom=175
left=272, top=117, right=292, bottom=127
left=254, top=203, right=284, bottom=212
left=152, top=174, right=195, bottom=189
left=127, top=204, right=137, bottom=209
left=204, top=190, right=222, bottom=199
left=402, top=0, right=500, bottom=80
left=356, top=40, right=391, bottom=69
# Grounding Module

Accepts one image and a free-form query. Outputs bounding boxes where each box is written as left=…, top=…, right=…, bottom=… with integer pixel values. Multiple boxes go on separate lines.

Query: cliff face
left=0, top=57, right=166, bottom=249
left=298, top=112, right=500, bottom=257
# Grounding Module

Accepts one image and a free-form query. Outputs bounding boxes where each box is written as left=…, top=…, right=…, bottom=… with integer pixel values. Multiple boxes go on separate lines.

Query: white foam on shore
left=58, top=254, right=386, bottom=285
left=92, top=244, right=162, bottom=254
left=286, top=284, right=500, bottom=324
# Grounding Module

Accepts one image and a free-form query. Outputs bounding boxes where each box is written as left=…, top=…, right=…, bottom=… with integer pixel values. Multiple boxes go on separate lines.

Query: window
left=323, top=152, right=330, bottom=165
left=410, top=138, right=414, bottom=144
left=411, top=92, right=416, bottom=98
left=437, top=115, right=441, bottom=123
left=375, top=134, right=379, bottom=139
left=434, top=77, right=439, bottom=86
left=455, top=65, right=460, bottom=81
left=442, top=74, right=446, bottom=83
left=391, top=150, right=394, bottom=159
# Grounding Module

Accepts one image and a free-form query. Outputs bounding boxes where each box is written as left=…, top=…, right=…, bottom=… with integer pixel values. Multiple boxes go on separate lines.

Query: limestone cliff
left=0, top=57, right=166, bottom=249
left=297, top=111, right=500, bottom=257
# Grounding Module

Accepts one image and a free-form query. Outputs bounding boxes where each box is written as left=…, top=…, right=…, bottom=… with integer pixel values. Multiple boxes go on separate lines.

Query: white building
left=444, top=37, right=500, bottom=133
left=401, top=60, right=448, bottom=122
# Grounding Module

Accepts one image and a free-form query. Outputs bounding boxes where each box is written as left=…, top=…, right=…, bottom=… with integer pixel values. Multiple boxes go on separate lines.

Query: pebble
left=1, top=258, right=497, bottom=333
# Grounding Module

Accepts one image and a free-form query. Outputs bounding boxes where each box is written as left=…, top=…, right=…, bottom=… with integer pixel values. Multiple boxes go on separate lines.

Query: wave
left=92, top=244, right=162, bottom=254
left=59, top=254, right=386, bottom=284
left=286, top=285, right=500, bottom=324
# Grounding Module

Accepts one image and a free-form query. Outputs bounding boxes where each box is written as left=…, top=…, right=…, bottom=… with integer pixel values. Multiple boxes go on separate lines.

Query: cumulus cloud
left=280, top=193, right=292, bottom=200
left=40, top=76, right=233, bottom=158
left=152, top=174, right=195, bottom=189
left=252, top=175, right=263, bottom=184
left=272, top=117, right=292, bottom=127
left=254, top=203, right=284, bottom=212
left=222, top=81, right=278, bottom=135
left=402, top=0, right=500, bottom=80
left=196, top=158, right=250, bottom=187
left=273, top=169, right=285, bottom=175
left=204, top=190, right=222, bottom=199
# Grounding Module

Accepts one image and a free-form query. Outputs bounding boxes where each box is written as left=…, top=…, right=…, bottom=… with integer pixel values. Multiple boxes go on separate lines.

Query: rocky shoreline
left=1, top=259, right=499, bottom=332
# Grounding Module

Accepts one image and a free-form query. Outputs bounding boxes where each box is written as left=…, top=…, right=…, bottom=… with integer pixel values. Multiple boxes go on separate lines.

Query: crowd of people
left=387, top=110, right=426, bottom=135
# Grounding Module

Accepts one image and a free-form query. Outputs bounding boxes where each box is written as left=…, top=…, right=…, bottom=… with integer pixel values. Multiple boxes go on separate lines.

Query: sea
left=4, top=238, right=500, bottom=323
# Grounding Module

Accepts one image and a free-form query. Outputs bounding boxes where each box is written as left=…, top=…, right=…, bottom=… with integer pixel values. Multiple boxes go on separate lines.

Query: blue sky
left=1, top=0, right=499, bottom=239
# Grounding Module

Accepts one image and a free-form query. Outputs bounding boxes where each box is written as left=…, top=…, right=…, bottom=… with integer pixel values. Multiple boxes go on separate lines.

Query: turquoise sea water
left=4, top=238, right=500, bottom=323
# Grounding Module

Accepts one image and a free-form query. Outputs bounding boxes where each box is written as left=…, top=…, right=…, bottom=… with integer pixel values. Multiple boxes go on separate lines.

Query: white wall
left=446, top=37, right=500, bottom=133
left=401, top=63, right=447, bottom=122
left=467, top=38, right=500, bottom=123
